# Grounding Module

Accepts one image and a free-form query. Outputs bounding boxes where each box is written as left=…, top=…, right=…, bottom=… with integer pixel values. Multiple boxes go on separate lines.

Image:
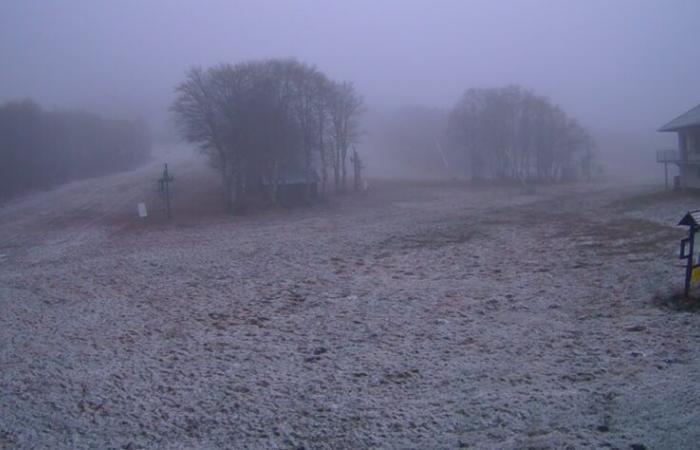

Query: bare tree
left=448, top=85, right=595, bottom=183
left=172, top=59, right=358, bottom=210
left=172, top=66, right=239, bottom=211
left=327, top=81, right=363, bottom=193
left=287, top=62, right=332, bottom=200
left=314, top=81, right=331, bottom=197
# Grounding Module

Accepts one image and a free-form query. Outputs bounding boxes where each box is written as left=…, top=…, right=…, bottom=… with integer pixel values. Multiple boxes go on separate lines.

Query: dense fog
left=6, top=3, right=700, bottom=448
left=1, top=0, right=699, bottom=184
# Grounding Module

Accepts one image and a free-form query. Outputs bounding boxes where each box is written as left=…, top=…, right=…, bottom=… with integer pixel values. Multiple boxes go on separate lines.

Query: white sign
left=137, top=202, right=148, bottom=218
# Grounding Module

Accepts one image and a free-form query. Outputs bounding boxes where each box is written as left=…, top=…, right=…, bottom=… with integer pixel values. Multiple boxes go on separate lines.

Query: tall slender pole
left=159, top=163, right=174, bottom=219
left=164, top=164, right=171, bottom=219
left=685, top=227, right=695, bottom=297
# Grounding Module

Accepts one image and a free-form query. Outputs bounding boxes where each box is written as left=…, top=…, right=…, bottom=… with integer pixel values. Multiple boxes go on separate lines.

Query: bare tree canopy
left=327, top=81, right=364, bottom=193
left=171, top=59, right=364, bottom=211
left=448, top=86, right=595, bottom=182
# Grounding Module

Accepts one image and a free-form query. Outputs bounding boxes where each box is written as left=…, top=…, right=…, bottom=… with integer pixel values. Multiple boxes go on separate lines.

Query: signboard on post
left=678, top=210, right=700, bottom=296
left=692, top=266, right=700, bottom=285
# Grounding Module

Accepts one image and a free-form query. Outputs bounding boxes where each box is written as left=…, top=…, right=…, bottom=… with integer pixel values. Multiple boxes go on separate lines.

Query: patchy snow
left=1, top=161, right=699, bottom=449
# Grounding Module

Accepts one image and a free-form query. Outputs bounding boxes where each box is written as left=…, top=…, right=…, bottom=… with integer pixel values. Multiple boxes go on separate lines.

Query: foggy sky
left=2, top=0, right=699, bottom=140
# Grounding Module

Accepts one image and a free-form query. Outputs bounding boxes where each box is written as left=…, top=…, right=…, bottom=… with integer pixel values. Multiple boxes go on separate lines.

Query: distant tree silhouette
left=327, top=81, right=363, bottom=192
left=448, top=86, right=595, bottom=182
left=171, top=58, right=364, bottom=211
left=0, top=99, right=150, bottom=199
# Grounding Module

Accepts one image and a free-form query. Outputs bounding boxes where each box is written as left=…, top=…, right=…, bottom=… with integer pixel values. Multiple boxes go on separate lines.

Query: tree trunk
left=353, top=162, right=360, bottom=191
left=223, top=168, right=238, bottom=214
left=341, top=157, right=347, bottom=192
left=270, top=161, right=280, bottom=204
left=303, top=146, right=313, bottom=202
left=333, top=149, right=341, bottom=193
left=320, top=152, right=328, bottom=198
left=221, top=159, right=233, bottom=214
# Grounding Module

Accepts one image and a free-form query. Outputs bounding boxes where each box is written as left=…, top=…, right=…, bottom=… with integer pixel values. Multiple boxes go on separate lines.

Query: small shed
left=262, top=167, right=320, bottom=205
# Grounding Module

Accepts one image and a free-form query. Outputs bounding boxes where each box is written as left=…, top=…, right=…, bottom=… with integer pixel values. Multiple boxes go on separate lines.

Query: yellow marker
left=691, top=266, right=700, bottom=285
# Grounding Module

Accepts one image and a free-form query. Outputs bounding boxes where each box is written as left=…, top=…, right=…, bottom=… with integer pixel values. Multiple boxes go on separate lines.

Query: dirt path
left=1, top=164, right=699, bottom=449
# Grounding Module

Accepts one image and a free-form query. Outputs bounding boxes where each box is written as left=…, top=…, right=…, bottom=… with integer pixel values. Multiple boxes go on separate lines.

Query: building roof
left=678, top=209, right=700, bottom=227
left=659, top=103, right=700, bottom=132
left=261, top=167, right=320, bottom=186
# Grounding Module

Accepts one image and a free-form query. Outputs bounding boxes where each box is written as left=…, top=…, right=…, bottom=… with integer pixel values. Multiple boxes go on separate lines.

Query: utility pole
left=158, top=163, right=174, bottom=219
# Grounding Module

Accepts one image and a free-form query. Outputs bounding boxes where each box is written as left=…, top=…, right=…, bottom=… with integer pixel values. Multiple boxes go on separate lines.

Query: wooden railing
left=657, top=149, right=680, bottom=163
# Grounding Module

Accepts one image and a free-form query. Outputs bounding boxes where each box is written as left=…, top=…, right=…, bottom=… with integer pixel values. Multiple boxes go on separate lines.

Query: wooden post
left=664, top=162, right=668, bottom=190
left=159, top=163, right=174, bottom=219
left=685, top=227, right=696, bottom=297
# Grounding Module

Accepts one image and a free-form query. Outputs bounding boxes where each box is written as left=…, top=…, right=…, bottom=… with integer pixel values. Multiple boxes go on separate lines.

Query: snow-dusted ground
left=1, top=156, right=700, bottom=449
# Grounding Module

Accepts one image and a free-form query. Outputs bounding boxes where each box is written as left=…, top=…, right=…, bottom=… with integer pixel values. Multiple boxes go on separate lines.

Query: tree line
left=0, top=99, right=150, bottom=199
left=448, top=85, right=596, bottom=182
left=171, top=58, right=363, bottom=212
left=0, top=73, right=596, bottom=204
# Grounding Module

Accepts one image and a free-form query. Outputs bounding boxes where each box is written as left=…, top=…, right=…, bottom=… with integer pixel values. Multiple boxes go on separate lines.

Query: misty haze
left=2, top=1, right=700, bottom=448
